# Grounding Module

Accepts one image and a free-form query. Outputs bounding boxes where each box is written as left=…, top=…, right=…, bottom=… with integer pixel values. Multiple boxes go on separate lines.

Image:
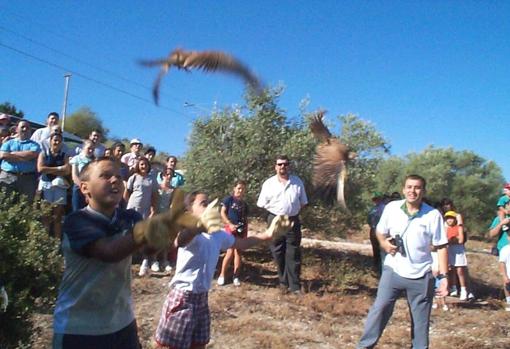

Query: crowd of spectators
left=0, top=112, right=185, bottom=251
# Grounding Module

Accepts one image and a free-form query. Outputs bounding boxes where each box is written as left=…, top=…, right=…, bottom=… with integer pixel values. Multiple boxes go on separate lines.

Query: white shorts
left=448, top=244, right=467, bottom=267
left=42, top=186, right=67, bottom=205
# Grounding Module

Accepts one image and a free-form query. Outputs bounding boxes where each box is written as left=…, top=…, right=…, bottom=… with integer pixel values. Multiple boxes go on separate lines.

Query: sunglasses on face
left=276, top=162, right=289, bottom=167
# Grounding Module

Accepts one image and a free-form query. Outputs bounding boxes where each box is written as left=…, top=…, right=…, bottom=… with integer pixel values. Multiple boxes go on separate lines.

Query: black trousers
left=267, top=213, right=302, bottom=292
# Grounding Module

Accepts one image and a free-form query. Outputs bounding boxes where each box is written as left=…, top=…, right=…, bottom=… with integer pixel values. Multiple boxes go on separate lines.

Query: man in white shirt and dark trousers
left=357, top=174, right=449, bottom=349
left=257, top=155, right=308, bottom=294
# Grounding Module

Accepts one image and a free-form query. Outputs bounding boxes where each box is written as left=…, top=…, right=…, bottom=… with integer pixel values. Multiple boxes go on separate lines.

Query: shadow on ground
left=225, top=245, right=380, bottom=297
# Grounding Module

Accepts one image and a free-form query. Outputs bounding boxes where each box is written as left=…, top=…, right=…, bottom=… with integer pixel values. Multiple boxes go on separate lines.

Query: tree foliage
left=0, top=102, right=24, bottom=118
left=374, top=146, right=504, bottom=234
left=63, top=106, right=108, bottom=139
left=0, top=192, right=62, bottom=348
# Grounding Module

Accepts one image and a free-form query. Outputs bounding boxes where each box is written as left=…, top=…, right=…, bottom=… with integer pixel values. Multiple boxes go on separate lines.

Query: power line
left=0, top=6, right=204, bottom=106
left=0, top=25, right=152, bottom=91
left=0, top=25, right=186, bottom=105
left=0, top=8, right=84, bottom=46
left=0, top=41, right=193, bottom=119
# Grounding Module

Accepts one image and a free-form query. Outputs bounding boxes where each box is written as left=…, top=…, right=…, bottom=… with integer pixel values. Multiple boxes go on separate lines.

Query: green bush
left=0, top=190, right=62, bottom=348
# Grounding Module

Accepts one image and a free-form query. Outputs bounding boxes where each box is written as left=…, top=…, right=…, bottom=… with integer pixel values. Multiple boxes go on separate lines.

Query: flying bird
left=310, top=110, right=356, bottom=211
left=139, top=48, right=263, bottom=105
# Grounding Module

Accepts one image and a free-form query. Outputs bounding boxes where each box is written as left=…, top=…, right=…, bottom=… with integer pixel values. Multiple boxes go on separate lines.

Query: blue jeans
left=357, top=267, right=434, bottom=349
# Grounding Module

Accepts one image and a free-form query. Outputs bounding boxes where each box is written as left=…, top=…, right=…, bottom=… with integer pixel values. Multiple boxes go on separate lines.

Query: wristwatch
left=436, top=273, right=448, bottom=280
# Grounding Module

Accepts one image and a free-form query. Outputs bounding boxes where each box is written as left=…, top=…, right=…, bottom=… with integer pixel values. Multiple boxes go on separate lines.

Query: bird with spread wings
left=139, top=48, right=263, bottom=105
left=310, top=110, right=356, bottom=211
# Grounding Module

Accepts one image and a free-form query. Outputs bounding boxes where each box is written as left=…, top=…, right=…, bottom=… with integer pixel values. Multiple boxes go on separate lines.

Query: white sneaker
left=432, top=303, right=438, bottom=309
left=442, top=304, right=449, bottom=311
left=139, top=259, right=149, bottom=277
left=233, top=277, right=241, bottom=287
left=151, top=261, right=160, bottom=272
left=164, top=264, right=173, bottom=272
left=459, top=289, right=468, bottom=301
left=217, top=276, right=225, bottom=286
left=467, top=292, right=475, bottom=300
left=449, top=288, right=458, bottom=297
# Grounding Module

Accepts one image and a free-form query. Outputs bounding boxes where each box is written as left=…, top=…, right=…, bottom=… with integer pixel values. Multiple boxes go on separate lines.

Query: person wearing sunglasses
left=256, top=154, right=308, bottom=294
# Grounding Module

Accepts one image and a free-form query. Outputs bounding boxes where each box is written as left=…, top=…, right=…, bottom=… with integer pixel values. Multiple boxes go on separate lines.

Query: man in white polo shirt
left=357, top=174, right=448, bottom=349
left=31, top=111, right=59, bottom=145
left=257, top=154, right=308, bottom=293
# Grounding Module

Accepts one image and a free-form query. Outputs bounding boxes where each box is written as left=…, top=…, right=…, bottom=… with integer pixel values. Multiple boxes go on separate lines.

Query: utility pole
left=61, top=73, right=71, bottom=132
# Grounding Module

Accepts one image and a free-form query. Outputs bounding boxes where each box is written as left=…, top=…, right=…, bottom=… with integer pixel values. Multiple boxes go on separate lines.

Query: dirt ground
left=30, top=222, right=510, bottom=349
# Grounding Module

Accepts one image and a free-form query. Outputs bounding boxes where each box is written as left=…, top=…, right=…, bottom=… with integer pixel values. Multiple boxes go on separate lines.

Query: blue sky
left=1, top=1, right=509, bottom=179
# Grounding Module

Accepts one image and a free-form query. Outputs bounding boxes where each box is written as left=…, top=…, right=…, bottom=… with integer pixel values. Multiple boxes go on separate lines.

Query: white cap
left=130, top=138, right=142, bottom=145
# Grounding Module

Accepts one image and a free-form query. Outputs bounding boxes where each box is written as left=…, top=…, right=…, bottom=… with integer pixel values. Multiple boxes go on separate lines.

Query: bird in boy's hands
left=267, top=215, right=293, bottom=240
left=199, top=198, right=223, bottom=234
left=132, top=189, right=195, bottom=250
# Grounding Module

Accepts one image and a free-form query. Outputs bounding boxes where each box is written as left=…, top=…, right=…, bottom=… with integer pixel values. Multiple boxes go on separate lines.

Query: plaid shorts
left=154, top=288, right=210, bottom=349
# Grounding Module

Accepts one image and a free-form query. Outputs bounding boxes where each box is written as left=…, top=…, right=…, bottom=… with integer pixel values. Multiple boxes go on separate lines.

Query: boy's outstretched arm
left=86, top=213, right=185, bottom=263
left=233, top=215, right=292, bottom=250
left=86, top=233, right=140, bottom=263
left=175, top=228, right=201, bottom=248
left=85, top=199, right=193, bottom=263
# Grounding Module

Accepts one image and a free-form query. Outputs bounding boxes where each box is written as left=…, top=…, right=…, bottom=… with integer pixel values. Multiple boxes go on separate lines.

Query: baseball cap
left=444, top=211, right=457, bottom=219
left=0, top=113, right=10, bottom=121
left=130, top=138, right=142, bottom=145
left=504, top=183, right=510, bottom=190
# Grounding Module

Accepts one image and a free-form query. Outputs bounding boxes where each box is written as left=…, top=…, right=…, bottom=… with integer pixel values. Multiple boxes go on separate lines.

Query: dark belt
left=4, top=170, right=36, bottom=176
left=269, top=212, right=299, bottom=220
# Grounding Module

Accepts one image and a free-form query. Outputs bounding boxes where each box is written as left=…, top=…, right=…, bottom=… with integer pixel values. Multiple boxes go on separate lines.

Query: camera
left=235, top=222, right=245, bottom=236
left=389, top=234, right=406, bottom=257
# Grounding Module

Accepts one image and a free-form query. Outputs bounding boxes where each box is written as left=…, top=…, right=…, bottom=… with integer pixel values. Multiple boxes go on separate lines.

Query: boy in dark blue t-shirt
left=52, top=158, right=193, bottom=349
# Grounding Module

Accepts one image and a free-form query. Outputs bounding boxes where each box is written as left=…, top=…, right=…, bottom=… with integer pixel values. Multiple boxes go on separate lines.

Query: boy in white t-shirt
left=153, top=190, right=291, bottom=349
left=498, top=242, right=510, bottom=311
